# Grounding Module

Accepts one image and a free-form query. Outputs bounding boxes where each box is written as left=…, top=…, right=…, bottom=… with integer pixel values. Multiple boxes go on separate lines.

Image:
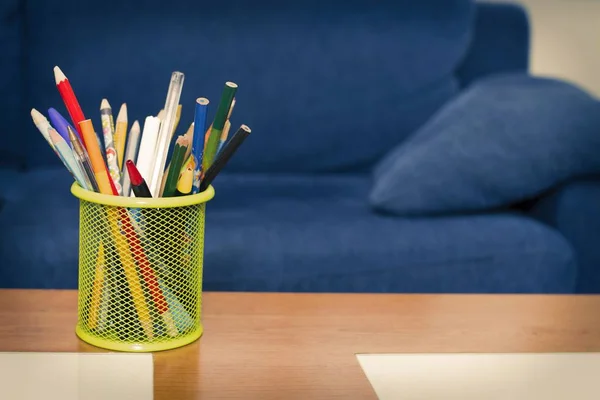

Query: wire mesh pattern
left=75, top=199, right=206, bottom=352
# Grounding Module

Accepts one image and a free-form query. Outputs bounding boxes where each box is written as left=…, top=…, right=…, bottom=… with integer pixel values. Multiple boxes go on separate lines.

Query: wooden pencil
left=114, top=103, right=128, bottom=170
left=203, top=82, right=237, bottom=173
left=100, top=99, right=122, bottom=195
left=162, top=135, right=190, bottom=197
left=53, top=66, right=86, bottom=141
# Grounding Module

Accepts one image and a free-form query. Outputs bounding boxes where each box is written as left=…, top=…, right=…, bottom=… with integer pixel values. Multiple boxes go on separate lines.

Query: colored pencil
left=191, top=98, right=209, bottom=194
left=176, top=165, right=193, bottom=196
left=88, top=241, right=106, bottom=330
left=135, top=116, right=161, bottom=193
left=48, top=107, right=76, bottom=145
left=107, top=207, right=154, bottom=338
left=125, top=160, right=178, bottom=336
left=162, top=135, right=190, bottom=197
left=121, top=120, right=141, bottom=196
left=217, top=98, right=236, bottom=155
left=68, top=126, right=99, bottom=192
left=183, top=122, right=195, bottom=160
left=100, top=99, right=122, bottom=195
left=203, top=82, right=237, bottom=173
left=126, top=160, right=153, bottom=198
left=200, top=124, right=251, bottom=192
left=48, top=128, right=90, bottom=190
left=53, top=66, right=86, bottom=141
left=79, top=119, right=113, bottom=195
left=148, top=71, right=185, bottom=197
left=159, top=122, right=194, bottom=196
left=114, top=103, right=128, bottom=170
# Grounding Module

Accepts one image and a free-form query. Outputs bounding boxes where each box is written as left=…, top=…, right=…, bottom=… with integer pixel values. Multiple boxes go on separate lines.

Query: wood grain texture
left=1, top=290, right=600, bottom=399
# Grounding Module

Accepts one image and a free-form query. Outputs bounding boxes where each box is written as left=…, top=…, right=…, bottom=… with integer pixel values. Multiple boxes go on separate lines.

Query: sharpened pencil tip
left=132, top=120, right=140, bottom=131
left=100, top=98, right=111, bottom=110
left=117, top=103, right=127, bottom=121
left=53, top=66, right=66, bottom=84
left=31, top=108, right=47, bottom=124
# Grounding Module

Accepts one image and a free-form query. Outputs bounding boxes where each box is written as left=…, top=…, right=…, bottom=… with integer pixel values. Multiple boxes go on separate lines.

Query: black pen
left=199, top=124, right=251, bottom=192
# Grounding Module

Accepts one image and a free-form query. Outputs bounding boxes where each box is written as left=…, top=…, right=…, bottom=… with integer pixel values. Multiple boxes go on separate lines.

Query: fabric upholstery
left=370, top=73, right=600, bottom=216
left=0, top=169, right=577, bottom=293
left=0, top=0, right=24, bottom=168
left=529, top=178, right=600, bottom=293
left=24, top=0, right=474, bottom=172
left=457, top=2, right=530, bottom=88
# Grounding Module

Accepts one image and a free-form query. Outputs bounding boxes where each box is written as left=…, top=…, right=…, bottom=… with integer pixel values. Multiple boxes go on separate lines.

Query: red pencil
left=54, top=66, right=87, bottom=145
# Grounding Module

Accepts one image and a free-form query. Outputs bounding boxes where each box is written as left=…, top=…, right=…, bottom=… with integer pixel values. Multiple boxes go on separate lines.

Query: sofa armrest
left=529, top=178, right=600, bottom=293
left=456, top=2, right=530, bottom=88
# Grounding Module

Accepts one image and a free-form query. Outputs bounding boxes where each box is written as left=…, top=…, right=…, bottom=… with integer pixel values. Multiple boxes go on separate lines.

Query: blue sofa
left=1, top=0, right=599, bottom=293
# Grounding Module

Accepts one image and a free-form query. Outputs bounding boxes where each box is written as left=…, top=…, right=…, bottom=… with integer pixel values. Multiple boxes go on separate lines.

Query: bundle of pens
left=31, top=67, right=250, bottom=199
left=29, top=67, right=251, bottom=350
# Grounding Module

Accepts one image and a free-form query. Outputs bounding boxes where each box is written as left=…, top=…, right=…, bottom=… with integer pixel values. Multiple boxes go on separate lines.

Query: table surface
left=1, top=290, right=600, bottom=399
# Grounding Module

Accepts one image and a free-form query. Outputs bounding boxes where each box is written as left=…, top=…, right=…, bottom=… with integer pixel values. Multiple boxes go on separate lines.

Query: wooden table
left=1, top=290, right=600, bottom=399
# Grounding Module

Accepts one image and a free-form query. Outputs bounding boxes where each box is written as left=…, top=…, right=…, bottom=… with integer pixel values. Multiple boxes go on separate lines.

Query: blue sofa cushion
left=24, top=0, right=474, bottom=173
left=370, top=73, right=600, bottom=216
left=0, top=169, right=576, bottom=293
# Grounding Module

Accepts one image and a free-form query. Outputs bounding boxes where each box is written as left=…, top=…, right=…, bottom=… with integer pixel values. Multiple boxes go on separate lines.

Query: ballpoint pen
left=68, top=126, right=99, bottom=192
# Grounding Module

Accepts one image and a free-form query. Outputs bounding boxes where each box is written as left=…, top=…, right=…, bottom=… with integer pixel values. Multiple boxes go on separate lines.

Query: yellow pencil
left=176, top=165, right=193, bottom=195
left=108, top=208, right=154, bottom=339
left=87, top=241, right=106, bottom=329
left=114, top=103, right=128, bottom=170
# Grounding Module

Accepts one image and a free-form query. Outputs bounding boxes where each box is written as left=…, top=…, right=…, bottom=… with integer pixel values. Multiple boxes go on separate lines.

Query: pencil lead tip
left=100, top=98, right=110, bottom=110
left=53, top=66, right=66, bottom=84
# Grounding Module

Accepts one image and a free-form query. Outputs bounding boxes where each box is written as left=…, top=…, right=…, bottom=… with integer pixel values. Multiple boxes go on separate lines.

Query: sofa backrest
left=17, top=0, right=480, bottom=173
left=0, top=1, right=25, bottom=169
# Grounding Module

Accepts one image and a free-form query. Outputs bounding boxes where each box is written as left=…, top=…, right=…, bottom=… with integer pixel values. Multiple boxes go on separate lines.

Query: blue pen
left=191, top=97, right=209, bottom=194
left=48, top=107, right=77, bottom=145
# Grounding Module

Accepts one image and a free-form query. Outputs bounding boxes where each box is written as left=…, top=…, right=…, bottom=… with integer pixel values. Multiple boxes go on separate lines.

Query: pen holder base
left=71, top=183, right=215, bottom=352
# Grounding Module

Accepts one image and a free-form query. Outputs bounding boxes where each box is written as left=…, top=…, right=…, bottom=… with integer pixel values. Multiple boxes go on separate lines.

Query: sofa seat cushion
left=0, top=168, right=575, bottom=293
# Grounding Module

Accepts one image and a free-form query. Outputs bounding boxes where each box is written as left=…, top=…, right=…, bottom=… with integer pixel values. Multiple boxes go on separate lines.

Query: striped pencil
left=100, top=99, right=122, bottom=195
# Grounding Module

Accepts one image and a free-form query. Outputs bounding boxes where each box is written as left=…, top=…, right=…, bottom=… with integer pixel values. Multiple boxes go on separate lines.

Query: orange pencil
left=79, top=119, right=113, bottom=195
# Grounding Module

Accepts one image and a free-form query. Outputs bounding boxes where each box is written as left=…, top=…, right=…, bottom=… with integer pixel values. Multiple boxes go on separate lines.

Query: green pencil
left=202, top=81, right=237, bottom=172
left=162, top=135, right=190, bottom=197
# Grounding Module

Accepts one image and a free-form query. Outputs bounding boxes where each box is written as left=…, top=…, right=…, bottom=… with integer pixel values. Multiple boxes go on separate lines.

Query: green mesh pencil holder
left=70, top=183, right=215, bottom=352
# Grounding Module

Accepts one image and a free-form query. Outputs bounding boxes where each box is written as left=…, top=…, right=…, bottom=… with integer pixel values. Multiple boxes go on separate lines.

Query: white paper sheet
left=0, top=352, right=153, bottom=400
left=357, top=352, right=600, bottom=400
